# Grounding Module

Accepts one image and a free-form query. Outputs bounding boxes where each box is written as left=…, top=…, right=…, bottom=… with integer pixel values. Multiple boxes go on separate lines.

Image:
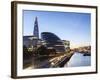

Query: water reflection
left=64, top=52, right=91, bottom=67
left=24, top=52, right=91, bottom=69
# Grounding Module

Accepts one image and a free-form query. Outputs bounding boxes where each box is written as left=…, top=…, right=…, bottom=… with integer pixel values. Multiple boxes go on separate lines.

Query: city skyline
left=23, top=10, right=91, bottom=48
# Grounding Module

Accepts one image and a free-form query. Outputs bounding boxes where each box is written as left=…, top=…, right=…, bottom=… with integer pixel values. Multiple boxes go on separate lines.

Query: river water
left=64, top=52, right=91, bottom=67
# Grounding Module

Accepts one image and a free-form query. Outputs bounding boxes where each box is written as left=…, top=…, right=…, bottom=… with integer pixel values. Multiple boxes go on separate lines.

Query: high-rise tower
left=33, top=17, right=39, bottom=39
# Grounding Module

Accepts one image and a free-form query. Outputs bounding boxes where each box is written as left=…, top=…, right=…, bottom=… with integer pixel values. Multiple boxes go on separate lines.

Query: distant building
left=33, top=17, right=39, bottom=39
left=23, top=36, right=42, bottom=51
left=62, top=40, right=70, bottom=51
left=41, top=32, right=66, bottom=53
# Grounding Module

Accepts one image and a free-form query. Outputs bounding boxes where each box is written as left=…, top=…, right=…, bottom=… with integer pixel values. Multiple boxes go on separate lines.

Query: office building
left=41, top=32, right=66, bottom=53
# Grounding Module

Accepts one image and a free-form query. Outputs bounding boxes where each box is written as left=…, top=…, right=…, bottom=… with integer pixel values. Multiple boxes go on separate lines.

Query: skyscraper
left=33, top=17, right=39, bottom=39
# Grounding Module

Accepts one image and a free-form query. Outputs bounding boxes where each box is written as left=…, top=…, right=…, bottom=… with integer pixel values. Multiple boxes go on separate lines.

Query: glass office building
left=41, top=32, right=66, bottom=53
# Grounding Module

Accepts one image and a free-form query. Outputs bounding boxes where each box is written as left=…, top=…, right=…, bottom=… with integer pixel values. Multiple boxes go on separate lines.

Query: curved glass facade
left=41, top=32, right=66, bottom=53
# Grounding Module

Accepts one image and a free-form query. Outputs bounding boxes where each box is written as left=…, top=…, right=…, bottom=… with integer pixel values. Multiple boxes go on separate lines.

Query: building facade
left=33, top=17, right=39, bottom=39
left=62, top=40, right=70, bottom=51
left=23, top=36, right=42, bottom=51
left=41, top=32, right=66, bottom=53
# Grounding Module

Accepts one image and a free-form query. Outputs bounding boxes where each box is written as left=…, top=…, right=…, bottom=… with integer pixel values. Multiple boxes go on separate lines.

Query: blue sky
left=23, top=10, right=91, bottom=48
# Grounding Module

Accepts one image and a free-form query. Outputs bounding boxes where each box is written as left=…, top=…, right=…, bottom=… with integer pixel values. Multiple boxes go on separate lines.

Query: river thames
left=24, top=52, right=91, bottom=69
left=64, top=52, right=91, bottom=67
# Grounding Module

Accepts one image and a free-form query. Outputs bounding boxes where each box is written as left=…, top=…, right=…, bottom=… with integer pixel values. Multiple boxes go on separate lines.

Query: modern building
left=23, top=17, right=41, bottom=51
left=41, top=32, right=66, bottom=53
left=62, top=40, right=70, bottom=51
left=33, top=17, right=39, bottom=39
left=23, top=36, right=38, bottom=51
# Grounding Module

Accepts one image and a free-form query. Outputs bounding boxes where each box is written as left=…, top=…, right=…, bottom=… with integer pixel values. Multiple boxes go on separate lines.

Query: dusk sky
left=23, top=10, right=91, bottom=48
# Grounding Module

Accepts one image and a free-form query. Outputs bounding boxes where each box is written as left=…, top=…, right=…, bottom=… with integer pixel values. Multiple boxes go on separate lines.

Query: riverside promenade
left=24, top=51, right=74, bottom=69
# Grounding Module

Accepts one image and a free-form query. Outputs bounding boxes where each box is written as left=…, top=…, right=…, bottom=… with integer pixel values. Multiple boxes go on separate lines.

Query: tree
left=23, top=45, right=28, bottom=54
left=37, top=45, right=48, bottom=55
left=23, top=45, right=30, bottom=59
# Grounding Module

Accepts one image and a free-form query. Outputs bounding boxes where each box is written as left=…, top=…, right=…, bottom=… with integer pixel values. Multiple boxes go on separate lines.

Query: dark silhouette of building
left=41, top=32, right=66, bottom=53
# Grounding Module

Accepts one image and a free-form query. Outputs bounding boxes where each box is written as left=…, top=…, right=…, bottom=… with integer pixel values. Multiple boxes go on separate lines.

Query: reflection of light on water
left=64, top=52, right=91, bottom=67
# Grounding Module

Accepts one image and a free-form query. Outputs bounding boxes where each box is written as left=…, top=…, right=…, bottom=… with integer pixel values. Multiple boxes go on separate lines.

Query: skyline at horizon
left=23, top=10, right=91, bottom=48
